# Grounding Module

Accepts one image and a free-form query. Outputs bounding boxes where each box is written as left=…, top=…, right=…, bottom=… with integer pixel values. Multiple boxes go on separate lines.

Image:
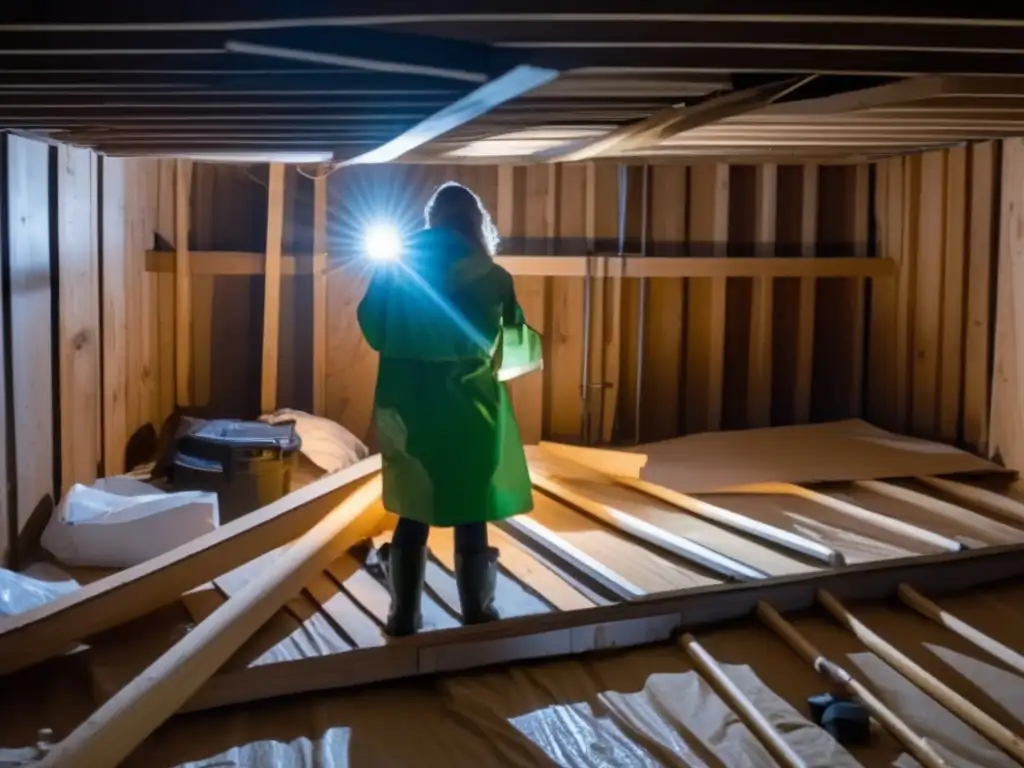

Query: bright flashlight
left=363, top=223, right=402, bottom=262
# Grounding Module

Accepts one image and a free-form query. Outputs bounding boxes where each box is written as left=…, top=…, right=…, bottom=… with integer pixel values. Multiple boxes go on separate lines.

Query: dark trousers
left=393, top=516, right=489, bottom=555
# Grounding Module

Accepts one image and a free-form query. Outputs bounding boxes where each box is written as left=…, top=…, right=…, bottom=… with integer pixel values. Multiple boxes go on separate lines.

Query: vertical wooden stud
left=896, top=155, right=921, bottom=434
left=939, top=147, right=968, bottom=443
left=748, top=164, right=777, bottom=428
left=174, top=159, right=192, bottom=407
left=260, top=163, right=285, bottom=415
left=312, top=171, right=328, bottom=416
left=964, top=142, right=998, bottom=454
left=849, top=163, right=870, bottom=417
left=793, top=164, right=818, bottom=424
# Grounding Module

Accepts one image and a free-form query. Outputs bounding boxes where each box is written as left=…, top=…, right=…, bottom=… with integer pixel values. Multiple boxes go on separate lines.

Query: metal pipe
left=634, top=164, right=650, bottom=445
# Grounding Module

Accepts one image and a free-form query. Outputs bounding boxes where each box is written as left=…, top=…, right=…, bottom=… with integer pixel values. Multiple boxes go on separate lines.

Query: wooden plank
left=912, top=150, right=947, bottom=439
left=964, top=142, right=999, bottom=454
left=898, top=155, right=921, bottom=435
left=260, top=162, right=285, bottom=415
left=155, top=159, right=176, bottom=425
left=139, top=158, right=161, bottom=432
left=101, top=157, right=129, bottom=477
left=918, top=476, right=1024, bottom=526
left=37, top=476, right=383, bottom=768
left=57, top=145, right=100, bottom=490
left=748, top=164, right=777, bottom=428
left=866, top=158, right=904, bottom=431
left=123, top=160, right=146, bottom=431
left=144, top=250, right=895, bottom=279
left=184, top=544, right=1024, bottom=713
left=938, top=147, right=969, bottom=443
left=686, top=163, right=729, bottom=433
left=0, top=136, right=7, bottom=566
left=794, top=164, right=818, bottom=424
left=312, top=171, right=328, bottom=416
left=849, top=164, right=870, bottom=417
left=304, top=572, right=386, bottom=649
left=598, top=166, right=623, bottom=444
left=6, top=134, right=54, bottom=557
left=0, top=454, right=382, bottom=676
left=174, top=159, right=192, bottom=407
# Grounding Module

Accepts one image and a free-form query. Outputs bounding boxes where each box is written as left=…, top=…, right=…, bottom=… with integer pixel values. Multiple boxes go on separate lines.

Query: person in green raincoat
left=357, top=182, right=543, bottom=637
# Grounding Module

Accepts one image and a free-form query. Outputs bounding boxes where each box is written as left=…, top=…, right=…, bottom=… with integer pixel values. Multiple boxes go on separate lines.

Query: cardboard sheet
left=545, top=420, right=1011, bottom=494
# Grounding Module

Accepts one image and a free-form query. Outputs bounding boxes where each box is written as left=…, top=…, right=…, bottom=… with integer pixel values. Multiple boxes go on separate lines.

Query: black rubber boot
left=455, top=547, right=501, bottom=625
left=379, top=543, right=427, bottom=637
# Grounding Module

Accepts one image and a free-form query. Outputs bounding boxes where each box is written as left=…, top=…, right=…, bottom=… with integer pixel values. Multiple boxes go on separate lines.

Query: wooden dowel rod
left=917, top=477, right=1024, bottom=526
left=898, top=584, right=1024, bottom=677
left=757, top=601, right=950, bottom=768
left=719, top=482, right=964, bottom=553
left=853, top=480, right=981, bottom=524
left=618, top=477, right=844, bottom=567
left=680, top=633, right=808, bottom=768
left=531, top=471, right=768, bottom=582
left=38, top=475, right=383, bottom=768
left=818, top=589, right=1024, bottom=763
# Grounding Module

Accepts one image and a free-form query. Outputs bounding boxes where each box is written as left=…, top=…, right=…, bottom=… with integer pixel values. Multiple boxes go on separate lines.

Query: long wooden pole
left=311, top=171, right=328, bottom=416
left=757, top=601, right=950, bottom=768
left=681, top=633, right=808, bottom=768
left=173, top=159, right=192, bottom=406
left=38, top=475, right=383, bottom=768
left=260, top=162, right=285, bottom=415
left=818, top=589, right=1024, bottom=763
left=898, top=584, right=1024, bottom=676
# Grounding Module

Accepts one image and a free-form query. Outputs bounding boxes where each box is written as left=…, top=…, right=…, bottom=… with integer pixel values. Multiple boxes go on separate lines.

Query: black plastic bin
left=171, top=419, right=302, bottom=523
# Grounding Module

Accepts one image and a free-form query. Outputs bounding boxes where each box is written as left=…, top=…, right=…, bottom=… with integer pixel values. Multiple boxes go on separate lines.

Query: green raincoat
left=357, top=227, right=543, bottom=527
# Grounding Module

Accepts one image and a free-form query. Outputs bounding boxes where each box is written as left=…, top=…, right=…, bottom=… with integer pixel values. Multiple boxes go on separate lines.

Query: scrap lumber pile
left=2, top=420, right=1024, bottom=766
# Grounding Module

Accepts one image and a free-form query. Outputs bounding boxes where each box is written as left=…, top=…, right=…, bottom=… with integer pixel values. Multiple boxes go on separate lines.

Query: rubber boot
left=455, top=547, right=501, bottom=625
left=379, top=543, right=427, bottom=637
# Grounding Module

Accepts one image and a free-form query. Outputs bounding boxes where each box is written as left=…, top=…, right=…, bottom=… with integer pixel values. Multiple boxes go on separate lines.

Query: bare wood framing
left=748, top=163, right=777, bottom=428
left=681, top=633, right=807, bottom=768
left=261, top=162, right=285, bottom=415
left=818, top=589, right=1024, bottom=764
left=717, top=482, right=965, bottom=553
left=183, top=544, right=1024, bottom=713
left=897, top=583, right=1024, bottom=677
left=174, top=159, right=192, bottom=406
left=312, top=170, right=328, bottom=416
left=917, top=476, right=1024, bottom=526
left=0, top=454, right=382, bottom=676
left=144, top=250, right=895, bottom=280
left=531, top=470, right=767, bottom=581
left=850, top=164, right=869, bottom=416
left=794, top=164, right=818, bottom=424
left=618, top=477, right=843, bottom=567
left=757, top=601, right=948, bottom=768
left=37, top=476, right=383, bottom=768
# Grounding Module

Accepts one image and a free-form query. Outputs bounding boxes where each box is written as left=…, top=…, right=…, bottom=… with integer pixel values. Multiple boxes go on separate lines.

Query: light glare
left=364, top=223, right=402, bottom=262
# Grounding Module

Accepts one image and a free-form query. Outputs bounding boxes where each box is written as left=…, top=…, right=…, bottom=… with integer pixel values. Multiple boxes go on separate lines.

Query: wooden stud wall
left=868, top=142, right=1002, bottom=454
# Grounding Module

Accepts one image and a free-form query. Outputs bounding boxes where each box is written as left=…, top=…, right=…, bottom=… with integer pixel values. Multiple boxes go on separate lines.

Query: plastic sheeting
left=260, top=409, right=368, bottom=475
left=41, top=478, right=218, bottom=568
left=0, top=567, right=78, bottom=617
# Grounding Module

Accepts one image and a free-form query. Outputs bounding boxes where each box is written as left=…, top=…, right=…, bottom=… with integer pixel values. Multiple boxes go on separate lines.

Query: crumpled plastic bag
left=41, top=478, right=218, bottom=569
left=0, top=567, right=78, bottom=616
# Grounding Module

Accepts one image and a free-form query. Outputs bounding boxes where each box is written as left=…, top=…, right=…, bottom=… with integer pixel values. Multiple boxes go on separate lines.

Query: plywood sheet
left=528, top=448, right=816, bottom=577
left=626, top=419, right=1008, bottom=495
left=525, top=493, right=720, bottom=592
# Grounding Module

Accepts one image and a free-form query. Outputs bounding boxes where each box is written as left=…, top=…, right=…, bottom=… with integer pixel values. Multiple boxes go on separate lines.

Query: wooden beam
left=917, top=476, right=1024, bottom=526
left=260, top=162, right=285, bottom=415
left=748, top=163, right=777, bottom=428
left=794, top=164, right=818, bottom=424
left=342, top=65, right=558, bottom=165
left=311, top=170, right=328, bottom=416
left=0, top=454, right=381, bottom=676
left=531, top=470, right=767, bottom=582
left=173, top=158, right=191, bottom=407
left=37, top=475, right=383, bottom=768
left=850, top=163, right=869, bottom=416
left=182, top=543, right=1024, bottom=712
left=550, top=76, right=811, bottom=161
left=144, top=250, right=897, bottom=279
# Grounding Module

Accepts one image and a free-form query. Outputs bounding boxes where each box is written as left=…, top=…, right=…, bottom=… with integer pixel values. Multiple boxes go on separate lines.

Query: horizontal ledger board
left=144, top=250, right=895, bottom=278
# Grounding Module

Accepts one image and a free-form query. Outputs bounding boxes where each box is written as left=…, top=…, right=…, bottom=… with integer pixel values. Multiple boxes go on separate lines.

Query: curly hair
left=424, top=182, right=501, bottom=256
